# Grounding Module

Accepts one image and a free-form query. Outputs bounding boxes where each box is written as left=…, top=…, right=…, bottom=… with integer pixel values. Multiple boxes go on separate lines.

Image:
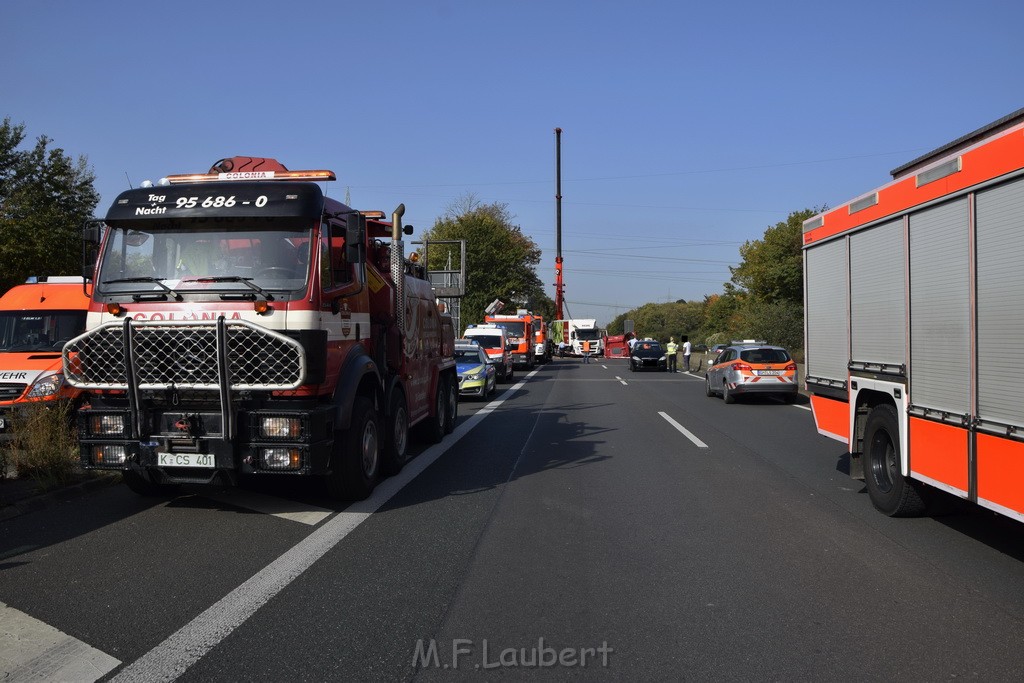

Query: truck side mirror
left=345, top=214, right=366, bottom=264
left=81, top=219, right=103, bottom=281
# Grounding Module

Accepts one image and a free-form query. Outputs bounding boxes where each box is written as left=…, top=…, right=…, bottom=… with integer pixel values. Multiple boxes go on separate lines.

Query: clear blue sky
left=5, top=0, right=1022, bottom=326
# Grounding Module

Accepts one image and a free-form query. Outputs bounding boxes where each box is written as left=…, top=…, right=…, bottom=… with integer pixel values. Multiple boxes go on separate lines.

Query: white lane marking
left=658, top=411, right=709, bottom=448
left=111, top=367, right=542, bottom=683
left=601, top=364, right=608, bottom=369
left=0, top=601, right=121, bottom=682
left=614, top=376, right=628, bottom=385
left=792, top=403, right=811, bottom=411
left=201, top=490, right=333, bottom=526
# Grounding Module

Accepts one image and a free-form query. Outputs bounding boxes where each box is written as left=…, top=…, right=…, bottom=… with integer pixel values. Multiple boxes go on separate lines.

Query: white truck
left=803, top=108, right=1024, bottom=521
left=558, top=318, right=603, bottom=357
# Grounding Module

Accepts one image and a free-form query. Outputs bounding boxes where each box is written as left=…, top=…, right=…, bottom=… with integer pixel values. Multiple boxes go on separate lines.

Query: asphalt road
left=5, top=358, right=1024, bottom=681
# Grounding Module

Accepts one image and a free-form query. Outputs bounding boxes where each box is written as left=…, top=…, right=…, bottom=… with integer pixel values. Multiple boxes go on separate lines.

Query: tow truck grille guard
left=62, top=317, right=306, bottom=441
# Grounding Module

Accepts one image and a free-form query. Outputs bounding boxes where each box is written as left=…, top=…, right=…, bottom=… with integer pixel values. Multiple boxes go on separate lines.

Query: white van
left=462, top=324, right=513, bottom=382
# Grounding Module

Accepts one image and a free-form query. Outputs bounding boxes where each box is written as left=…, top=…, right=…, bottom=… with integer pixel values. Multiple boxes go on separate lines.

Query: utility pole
left=554, top=127, right=564, bottom=322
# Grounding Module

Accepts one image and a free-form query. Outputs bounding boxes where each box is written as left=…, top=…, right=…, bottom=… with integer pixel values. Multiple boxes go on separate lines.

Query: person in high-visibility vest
left=666, top=337, right=679, bottom=372
left=582, top=339, right=592, bottom=363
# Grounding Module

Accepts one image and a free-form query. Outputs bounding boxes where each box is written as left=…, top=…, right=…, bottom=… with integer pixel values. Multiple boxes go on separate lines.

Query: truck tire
left=417, top=376, right=448, bottom=444
left=443, top=374, right=458, bottom=435
left=381, top=390, right=410, bottom=476
left=325, top=397, right=380, bottom=500
left=863, top=404, right=926, bottom=517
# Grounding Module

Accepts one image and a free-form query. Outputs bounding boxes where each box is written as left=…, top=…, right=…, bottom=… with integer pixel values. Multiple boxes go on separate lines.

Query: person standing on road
left=582, top=339, right=592, bottom=364
left=558, top=339, right=567, bottom=358
left=682, top=337, right=692, bottom=372
left=666, top=337, right=679, bottom=372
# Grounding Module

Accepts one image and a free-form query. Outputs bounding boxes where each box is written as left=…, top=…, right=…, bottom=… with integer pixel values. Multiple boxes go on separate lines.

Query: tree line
left=0, top=118, right=98, bottom=292
left=605, top=209, right=816, bottom=356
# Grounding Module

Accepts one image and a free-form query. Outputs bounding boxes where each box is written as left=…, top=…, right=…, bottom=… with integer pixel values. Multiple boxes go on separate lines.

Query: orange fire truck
left=62, top=157, right=458, bottom=500
left=803, top=108, right=1024, bottom=520
left=0, top=276, right=90, bottom=440
left=485, top=309, right=545, bottom=369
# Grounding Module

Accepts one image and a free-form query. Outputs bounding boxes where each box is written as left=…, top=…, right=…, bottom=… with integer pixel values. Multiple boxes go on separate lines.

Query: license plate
left=158, top=452, right=215, bottom=468
left=757, top=370, right=784, bottom=376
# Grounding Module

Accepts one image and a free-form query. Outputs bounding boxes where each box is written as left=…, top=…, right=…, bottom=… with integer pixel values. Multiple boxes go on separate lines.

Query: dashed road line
left=658, top=411, right=709, bottom=448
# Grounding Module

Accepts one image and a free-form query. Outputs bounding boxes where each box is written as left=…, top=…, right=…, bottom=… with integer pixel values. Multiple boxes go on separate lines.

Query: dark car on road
left=629, top=340, right=667, bottom=371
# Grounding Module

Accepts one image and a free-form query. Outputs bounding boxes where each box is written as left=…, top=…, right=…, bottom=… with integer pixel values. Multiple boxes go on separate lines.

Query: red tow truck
left=63, top=156, right=458, bottom=500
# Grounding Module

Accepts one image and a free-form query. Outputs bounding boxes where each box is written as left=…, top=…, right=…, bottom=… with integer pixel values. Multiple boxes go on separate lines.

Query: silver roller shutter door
left=976, top=177, right=1024, bottom=427
left=805, top=239, right=848, bottom=384
left=850, top=219, right=905, bottom=368
left=908, top=198, right=970, bottom=414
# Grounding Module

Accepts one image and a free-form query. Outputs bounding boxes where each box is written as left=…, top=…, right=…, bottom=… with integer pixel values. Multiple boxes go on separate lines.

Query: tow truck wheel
left=863, top=403, right=926, bottom=517
left=326, top=397, right=380, bottom=500
left=417, top=376, right=448, bottom=444
left=381, top=390, right=410, bottom=476
left=443, top=374, right=458, bottom=435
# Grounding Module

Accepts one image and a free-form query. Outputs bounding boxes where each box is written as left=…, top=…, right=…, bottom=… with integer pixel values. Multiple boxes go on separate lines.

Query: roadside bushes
left=3, top=399, right=79, bottom=490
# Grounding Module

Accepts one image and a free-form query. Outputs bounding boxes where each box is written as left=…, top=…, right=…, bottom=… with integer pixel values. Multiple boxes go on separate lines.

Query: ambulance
left=0, top=276, right=89, bottom=439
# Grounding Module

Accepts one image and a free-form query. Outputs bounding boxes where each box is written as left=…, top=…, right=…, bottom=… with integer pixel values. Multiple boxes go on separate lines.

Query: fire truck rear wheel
left=326, top=397, right=380, bottom=500
left=381, top=390, right=410, bottom=476
left=443, top=374, right=457, bottom=435
left=863, top=403, right=926, bottom=517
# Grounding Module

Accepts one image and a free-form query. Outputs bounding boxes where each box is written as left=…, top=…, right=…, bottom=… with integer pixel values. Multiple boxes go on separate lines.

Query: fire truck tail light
left=260, top=416, right=302, bottom=439
left=261, top=448, right=301, bottom=470
left=90, top=414, right=127, bottom=436
left=93, top=445, right=127, bottom=465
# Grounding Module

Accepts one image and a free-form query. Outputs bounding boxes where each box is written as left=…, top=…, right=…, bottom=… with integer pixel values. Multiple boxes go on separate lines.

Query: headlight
left=659, top=355, right=666, bottom=361
left=90, top=413, right=127, bottom=436
left=26, top=373, right=64, bottom=398
left=631, top=356, right=641, bottom=362
left=92, top=444, right=127, bottom=465
left=260, top=416, right=302, bottom=438
left=261, top=447, right=301, bottom=470
left=467, top=371, right=485, bottom=381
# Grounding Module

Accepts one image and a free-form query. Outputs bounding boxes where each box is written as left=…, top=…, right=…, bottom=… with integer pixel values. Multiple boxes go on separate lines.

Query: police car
left=454, top=340, right=497, bottom=399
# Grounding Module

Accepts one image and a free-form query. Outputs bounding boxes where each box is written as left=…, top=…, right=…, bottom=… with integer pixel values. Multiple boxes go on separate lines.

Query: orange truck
left=803, top=108, right=1024, bottom=521
left=485, top=309, right=546, bottom=369
left=0, top=276, right=90, bottom=439
left=61, top=156, right=458, bottom=500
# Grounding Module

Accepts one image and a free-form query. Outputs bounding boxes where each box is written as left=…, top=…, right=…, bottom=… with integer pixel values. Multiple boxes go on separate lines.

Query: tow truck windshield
left=96, top=226, right=313, bottom=298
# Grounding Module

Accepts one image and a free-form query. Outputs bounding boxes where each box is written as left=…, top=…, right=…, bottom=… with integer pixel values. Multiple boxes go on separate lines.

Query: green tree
left=0, top=118, right=99, bottom=292
left=606, top=300, right=704, bottom=343
left=420, top=195, right=553, bottom=330
left=728, top=208, right=816, bottom=304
